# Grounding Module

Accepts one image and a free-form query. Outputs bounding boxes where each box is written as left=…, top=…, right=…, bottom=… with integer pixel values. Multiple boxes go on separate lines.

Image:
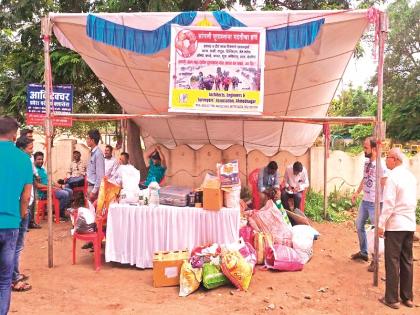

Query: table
left=105, top=203, right=240, bottom=268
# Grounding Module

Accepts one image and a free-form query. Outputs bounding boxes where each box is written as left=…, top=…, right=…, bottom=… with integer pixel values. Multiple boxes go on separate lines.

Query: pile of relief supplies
left=178, top=200, right=319, bottom=296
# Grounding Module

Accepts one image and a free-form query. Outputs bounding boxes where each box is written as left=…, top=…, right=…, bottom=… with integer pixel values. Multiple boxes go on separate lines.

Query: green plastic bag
left=202, top=262, right=230, bottom=289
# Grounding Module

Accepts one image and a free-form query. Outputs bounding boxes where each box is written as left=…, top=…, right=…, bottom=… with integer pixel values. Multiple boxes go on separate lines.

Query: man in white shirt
left=280, top=161, right=309, bottom=211
left=111, top=152, right=140, bottom=186
left=351, top=137, right=387, bottom=269
left=104, top=145, right=119, bottom=180
left=377, top=148, right=417, bottom=309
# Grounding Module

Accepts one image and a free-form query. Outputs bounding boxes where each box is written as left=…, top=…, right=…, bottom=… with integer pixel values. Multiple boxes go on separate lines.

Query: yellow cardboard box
left=152, top=250, right=189, bottom=288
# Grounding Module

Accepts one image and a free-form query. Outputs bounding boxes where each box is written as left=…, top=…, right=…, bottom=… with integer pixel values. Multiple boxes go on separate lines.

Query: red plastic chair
left=36, top=187, right=61, bottom=224
left=72, top=207, right=107, bottom=271
left=72, top=176, right=88, bottom=207
left=248, top=168, right=261, bottom=210
left=72, top=178, right=119, bottom=271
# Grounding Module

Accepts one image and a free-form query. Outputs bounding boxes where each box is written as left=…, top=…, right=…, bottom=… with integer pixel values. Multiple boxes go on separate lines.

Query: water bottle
left=148, top=177, right=160, bottom=207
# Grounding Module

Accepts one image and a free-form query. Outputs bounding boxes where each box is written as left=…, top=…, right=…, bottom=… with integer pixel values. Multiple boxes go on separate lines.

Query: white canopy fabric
left=49, top=10, right=372, bottom=156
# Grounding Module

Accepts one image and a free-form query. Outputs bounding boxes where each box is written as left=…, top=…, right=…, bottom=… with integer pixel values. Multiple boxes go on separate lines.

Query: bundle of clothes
left=178, top=200, right=319, bottom=296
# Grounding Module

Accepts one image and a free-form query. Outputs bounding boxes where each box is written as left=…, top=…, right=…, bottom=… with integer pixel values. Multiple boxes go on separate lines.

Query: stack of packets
left=179, top=239, right=256, bottom=297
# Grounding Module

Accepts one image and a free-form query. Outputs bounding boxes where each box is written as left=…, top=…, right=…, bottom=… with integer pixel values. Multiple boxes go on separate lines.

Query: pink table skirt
left=105, top=203, right=240, bottom=268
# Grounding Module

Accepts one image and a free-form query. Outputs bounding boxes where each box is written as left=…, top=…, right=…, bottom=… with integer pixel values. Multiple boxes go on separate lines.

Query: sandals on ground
left=15, top=273, right=29, bottom=283
left=12, top=281, right=32, bottom=292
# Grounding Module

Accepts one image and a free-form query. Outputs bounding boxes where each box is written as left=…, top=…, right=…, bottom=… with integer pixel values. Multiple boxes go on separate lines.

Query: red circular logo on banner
left=175, top=30, right=197, bottom=58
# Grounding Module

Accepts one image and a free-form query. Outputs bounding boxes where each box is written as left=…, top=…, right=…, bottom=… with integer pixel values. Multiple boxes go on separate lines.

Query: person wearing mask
left=0, top=117, right=32, bottom=314
left=378, top=148, right=417, bottom=309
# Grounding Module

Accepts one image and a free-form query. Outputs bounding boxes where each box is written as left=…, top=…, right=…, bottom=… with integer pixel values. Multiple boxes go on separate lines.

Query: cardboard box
left=152, top=250, right=189, bottom=288
left=203, top=187, right=223, bottom=211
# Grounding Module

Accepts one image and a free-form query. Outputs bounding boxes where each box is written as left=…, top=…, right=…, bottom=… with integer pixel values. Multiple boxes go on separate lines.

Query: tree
left=373, top=0, right=420, bottom=141
left=328, top=85, right=376, bottom=140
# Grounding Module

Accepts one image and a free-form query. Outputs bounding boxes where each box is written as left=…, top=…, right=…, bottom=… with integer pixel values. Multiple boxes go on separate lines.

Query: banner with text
left=169, top=25, right=265, bottom=115
left=26, top=84, right=73, bottom=127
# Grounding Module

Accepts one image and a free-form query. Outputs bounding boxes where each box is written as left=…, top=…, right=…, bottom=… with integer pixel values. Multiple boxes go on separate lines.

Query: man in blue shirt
left=0, top=117, right=33, bottom=315
left=86, top=129, right=105, bottom=202
left=258, top=161, right=280, bottom=207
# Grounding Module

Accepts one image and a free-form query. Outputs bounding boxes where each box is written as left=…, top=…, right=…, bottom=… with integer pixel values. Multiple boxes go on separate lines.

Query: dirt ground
left=9, top=220, right=420, bottom=315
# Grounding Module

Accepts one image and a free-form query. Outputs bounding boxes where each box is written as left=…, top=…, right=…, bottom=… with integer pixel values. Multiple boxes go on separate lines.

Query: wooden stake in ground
left=42, top=17, right=54, bottom=268
left=373, top=11, right=388, bottom=287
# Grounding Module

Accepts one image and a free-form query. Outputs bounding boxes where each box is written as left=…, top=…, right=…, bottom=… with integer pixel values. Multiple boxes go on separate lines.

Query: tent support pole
left=42, top=17, right=54, bottom=268
left=373, top=12, right=387, bottom=287
left=323, top=137, right=328, bottom=219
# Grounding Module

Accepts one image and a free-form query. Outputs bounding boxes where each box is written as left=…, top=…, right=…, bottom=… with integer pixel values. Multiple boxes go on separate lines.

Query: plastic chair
left=72, top=176, right=88, bottom=207
left=248, top=168, right=261, bottom=210
left=72, top=208, right=107, bottom=271
left=72, top=178, right=119, bottom=271
left=36, top=187, right=61, bottom=224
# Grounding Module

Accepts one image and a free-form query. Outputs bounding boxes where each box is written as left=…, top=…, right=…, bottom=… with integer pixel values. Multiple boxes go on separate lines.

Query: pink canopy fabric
left=49, top=10, right=372, bottom=156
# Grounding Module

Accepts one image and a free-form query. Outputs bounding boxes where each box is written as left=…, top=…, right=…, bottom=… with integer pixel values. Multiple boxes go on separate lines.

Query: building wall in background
left=34, top=138, right=420, bottom=199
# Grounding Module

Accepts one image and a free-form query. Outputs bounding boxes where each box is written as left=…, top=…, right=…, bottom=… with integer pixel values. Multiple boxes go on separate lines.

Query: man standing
left=104, top=145, right=118, bottom=179
left=86, top=129, right=105, bottom=203
left=280, top=161, right=309, bottom=211
left=12, top=137, right=35, bottom=292
left=351, top=137, right=387, bottom=270
left=19, top=128, right=40, bottom=229
left=257, top=161, right=280, bottom=207
left=34, top=152, right=73, bottom=220
left=378, top=148, right=417, bottom=309
left=0, top=117, right=33, bottom=315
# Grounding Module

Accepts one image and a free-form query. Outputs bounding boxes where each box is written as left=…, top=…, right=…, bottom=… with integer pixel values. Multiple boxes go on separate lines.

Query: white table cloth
left=105, top=204, right=240, bottom=268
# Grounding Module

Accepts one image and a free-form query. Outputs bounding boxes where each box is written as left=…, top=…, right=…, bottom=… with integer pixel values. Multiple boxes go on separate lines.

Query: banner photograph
left=169, top=25, right=266, bottom=115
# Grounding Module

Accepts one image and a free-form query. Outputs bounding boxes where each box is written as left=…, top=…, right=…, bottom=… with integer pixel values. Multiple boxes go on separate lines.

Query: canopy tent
left=43, top=10, right=386, bottom=286
left=49, top=9, right=374, bottom=156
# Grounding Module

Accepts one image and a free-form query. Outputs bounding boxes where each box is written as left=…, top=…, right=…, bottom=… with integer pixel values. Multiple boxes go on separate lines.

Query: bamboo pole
left=54, top=113, right=376, bottom=125
left=41, top=17, right=54, bottom=268
left=324, top=135, right=328, bottom=219
left=373, top=12, right=387, bottom=287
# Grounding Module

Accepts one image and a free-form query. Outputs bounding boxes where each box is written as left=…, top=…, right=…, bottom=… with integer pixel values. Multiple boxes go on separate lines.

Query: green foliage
left=329, top=85, right=376, bottom=141
left=345, top=144, right=364, bottom=156
left=304, top=189, right=324, bottom=222
left=304, top=187, right=354, bottom=223
left=256, top=0, right=350, bottom=11
left=416, top=200, right=420, bottom=224
left=371, top=0, right=420, bottom=142
left=349, top=124, right=373, bottom=142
